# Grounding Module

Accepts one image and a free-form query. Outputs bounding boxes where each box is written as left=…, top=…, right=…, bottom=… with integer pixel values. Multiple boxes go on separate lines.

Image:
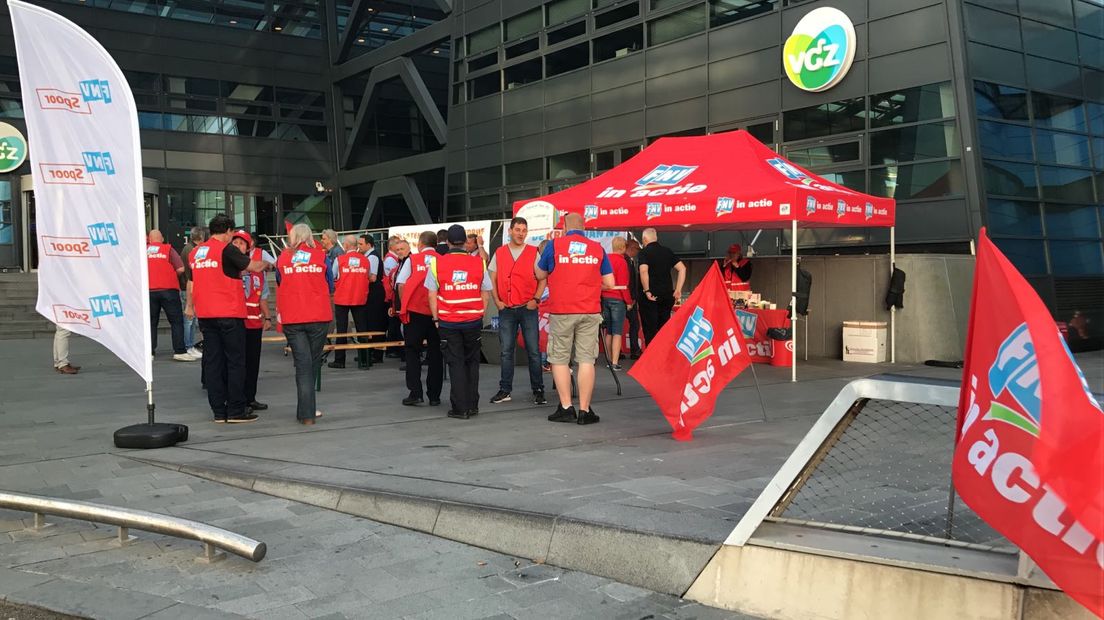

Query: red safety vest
left=382, top=251, right=398, bottom=303
left=399, top=249, right=438, bottom=323
left=433, top=253, right=486, bottom=323
left=190, top=238, right=246, bottom=319
left=333, top=252, right=370, bottom=306
left=147, top=243, right=179, bottom=291
left=546, top=235, right=604, bottom=315
left=276, top=243, right=332, bottom=325
left=723, top=259, right=751, bottom=292
left=493, top=244, right=538, bottom=307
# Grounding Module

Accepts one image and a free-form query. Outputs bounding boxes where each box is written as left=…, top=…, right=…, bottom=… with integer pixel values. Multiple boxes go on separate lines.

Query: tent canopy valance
left=512, top=130, right=895, bottom=231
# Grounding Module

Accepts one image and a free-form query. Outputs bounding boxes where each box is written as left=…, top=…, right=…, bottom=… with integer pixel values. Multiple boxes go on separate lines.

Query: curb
left=131, top=456, right=719, bottom=596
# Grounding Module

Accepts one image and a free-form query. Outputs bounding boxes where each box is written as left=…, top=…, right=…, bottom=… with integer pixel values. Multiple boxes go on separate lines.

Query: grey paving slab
left=0, top=453, right=747, bottom=619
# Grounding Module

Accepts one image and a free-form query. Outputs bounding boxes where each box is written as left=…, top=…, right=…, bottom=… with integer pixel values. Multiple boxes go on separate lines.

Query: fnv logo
left=87, top=222, right=118, bottom=246
left=864, top=202, right=874, bottom=220
left=82, top=151, right=115, bottom=175
left=767, top=158, right=807, bottom=181
left=735, top=309, right=757, bottom=340
left=784, top=7, right=856, bottom=92
left=806, top=196, right=817, bottom=215
left=836, top=200, right=847, bottom=218
left=89, top=294, right=123, bottom=319
left=146, top=245, right=160, bottom=255
left=715, top=197, right=734, bottom=216
left=584, top=204, right=599, bottom=221
left=646, top=202, right=663, bottom=220
left=79, top=79, right=112, bottom=104
left=676, top=307, right=714, bottom=364
left=348, top=256, right=361, bottom=268
left=567, top=241, right=587, bottom=257
left=292, top=250, right=311, bottom=264
left=452, top=270, right=469, bottom=284
left=636, top=164, right=698, bottom=189
left=195, top=246, right=210, bottom=261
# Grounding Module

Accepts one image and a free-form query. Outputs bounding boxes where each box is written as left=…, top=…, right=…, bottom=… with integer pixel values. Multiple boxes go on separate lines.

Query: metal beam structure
left=332, top=20, right=450, bottom=82
left=336, top=149, right=446, bottom=187
left=358, top=176, right=434, bottom=227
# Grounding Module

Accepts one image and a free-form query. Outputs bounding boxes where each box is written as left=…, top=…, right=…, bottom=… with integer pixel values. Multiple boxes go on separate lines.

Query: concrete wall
left=684, top=253, right=975, bottom=364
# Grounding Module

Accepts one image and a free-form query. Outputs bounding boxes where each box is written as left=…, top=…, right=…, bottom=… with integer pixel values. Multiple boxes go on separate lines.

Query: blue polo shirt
left=537, top=230, right=613, bottom=275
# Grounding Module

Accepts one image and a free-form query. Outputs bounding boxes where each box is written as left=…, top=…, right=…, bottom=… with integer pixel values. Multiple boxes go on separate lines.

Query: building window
left=869, top=82, right=955, bottom=128
left=1049, top=240, right=1104, bottom=274
left=506, top=38, right=540, bottom=59
left=468, top=166, right=503, bottom=191
left=647, top=5, right=707, bottom=46
left=709, top=0, right=777, bottom=28
left=548, top=20, right=587, bottom=45
left=870, top=160, right=964, bottom=200
left=978, top=121, right=1035, bottom=161
left=505, top=9, right=542, bottom=41
left=595, top=2, right=640, bottom=30
left=506, top=158, right=544, bottom=185
left=505, top=59, right=543, bottom=89
left=545, top=43, right=590, bottom=77
left=470, top=72, right=501, bottom=99
left=593, top=25, right=643, bottom=62
left=548, top=150, right=590, bottom=178
left=785, top=140, right=861, bottom=169
left=987, top=199, right=1043, bottom=236
left=975, top=82, right=1030, bottom=122
left=468, top=24, right=501, bottom=55
left=783, top=98, right=865, bottom=141
left=993, top=238, right=1048, bottom=275
left=869, top=121, right=959, bottom=166
left=547, top=0, right=588, bottom=27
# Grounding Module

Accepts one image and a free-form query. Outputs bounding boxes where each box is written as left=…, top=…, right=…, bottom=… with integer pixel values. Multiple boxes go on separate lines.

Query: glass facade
left=55, top=0, right=323, bottom=38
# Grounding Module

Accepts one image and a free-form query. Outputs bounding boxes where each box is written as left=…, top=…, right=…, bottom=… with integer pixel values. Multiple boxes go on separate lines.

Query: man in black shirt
left=637, top=227, right=686, bottom=345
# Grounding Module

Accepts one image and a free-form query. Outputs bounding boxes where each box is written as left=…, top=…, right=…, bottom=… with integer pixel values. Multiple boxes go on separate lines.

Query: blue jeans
left=497, top=306, right=543, bottom=393
left=283, top=321, right=329, bottom=420
left=182, top=292, right=198, bottom=349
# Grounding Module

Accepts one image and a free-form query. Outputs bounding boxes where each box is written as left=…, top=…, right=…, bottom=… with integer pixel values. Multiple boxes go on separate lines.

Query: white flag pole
left=9, top=0, right=183, bottom=447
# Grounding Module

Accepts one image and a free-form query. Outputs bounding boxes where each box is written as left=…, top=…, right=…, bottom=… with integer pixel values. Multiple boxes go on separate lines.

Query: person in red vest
left=488, top=217, right=546, bottom=406
left=601, top=236, right=633, bottom=371
left=358, top=234, right=390, bottom=364
left=328, top=235, right=371, bottom=369
left=536, top=213, right=614, bottom=425
left=230, top=230, right=272, bottom=413
left=382, top=236, right=407, bottom=360
left=147, top=229, right=194, bottom=362
left=428, top=224, right=493, bottom=420
left=720, top=243, right=753, bottom=292
left=397, top=230, right=443, bottom=406
left=185, top=214, right=270, bottom=424
left=277, top=223, right=333, bottom=425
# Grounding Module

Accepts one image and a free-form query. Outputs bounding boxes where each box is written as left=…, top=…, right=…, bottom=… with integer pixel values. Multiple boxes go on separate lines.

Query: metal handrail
left=0, top=490, right=266, bottom=562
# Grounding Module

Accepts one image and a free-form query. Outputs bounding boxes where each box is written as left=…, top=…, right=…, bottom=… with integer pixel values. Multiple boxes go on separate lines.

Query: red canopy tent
left=512, top=130, right=899, bottom=380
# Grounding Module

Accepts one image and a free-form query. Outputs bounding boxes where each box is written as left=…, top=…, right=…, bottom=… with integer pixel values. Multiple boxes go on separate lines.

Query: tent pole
left=791, top=219, right=797, bottom=383
left=890, top=226, right=896, bottom=364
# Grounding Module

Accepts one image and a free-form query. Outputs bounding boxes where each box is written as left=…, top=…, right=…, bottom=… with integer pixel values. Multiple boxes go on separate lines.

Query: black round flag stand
left=113, top=385, right=188, bottom=449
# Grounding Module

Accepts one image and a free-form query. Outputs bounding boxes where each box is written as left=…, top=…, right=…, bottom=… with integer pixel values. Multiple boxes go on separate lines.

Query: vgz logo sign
left=784, top=7, right=856, bottom=92
left=36, top=79, right=111, bottom=114
left=89, top=294, right=123, bottom=319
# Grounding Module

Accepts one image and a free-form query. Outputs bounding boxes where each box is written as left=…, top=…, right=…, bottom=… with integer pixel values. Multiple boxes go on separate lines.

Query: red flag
left=628, top=264, right=750, bottom=441
left=284, top=219, right=294, bottom=235
left=953, top=229, right=1103, bottom=617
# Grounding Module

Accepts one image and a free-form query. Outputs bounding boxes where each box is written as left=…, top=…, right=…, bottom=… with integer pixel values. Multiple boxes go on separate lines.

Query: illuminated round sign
left=0, top=122, right=27, bottom=173
left=783, top=7, right=857, bottom=93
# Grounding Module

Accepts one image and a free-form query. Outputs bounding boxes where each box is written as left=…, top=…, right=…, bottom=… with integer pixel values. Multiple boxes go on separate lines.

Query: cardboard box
left=843, top=321, right=887, bottom=363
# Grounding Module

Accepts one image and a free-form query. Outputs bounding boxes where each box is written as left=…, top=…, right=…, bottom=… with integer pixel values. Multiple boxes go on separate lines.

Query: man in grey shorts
left=535, top=213, right=614, bottom=425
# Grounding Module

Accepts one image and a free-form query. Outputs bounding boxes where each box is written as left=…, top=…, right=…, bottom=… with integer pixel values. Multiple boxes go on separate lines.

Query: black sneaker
left=610, top=363, right=623, bottom=371
left=548, top=404, right=576, bottom=423
left=402, top=395, right=424, bottom=406
left=213, top=417, right=227, bottom=424
left=328, top=361, right=345, bottom=369
left=429, top=398, right=441, bottom=406
left=468, top=408, right=479, bottom=417
left=226, top=413, right=259, bottom=424
left=533, top=390, right=548, bottom=405
left=248, top=401, right=269, bottom=411
left=447, top=409, right=470, bottom=419
left=399, top=363, right=407, bottom=372
left=490, top=390, right=511, bottom=404
left=577, top=407, right=600, bottom=425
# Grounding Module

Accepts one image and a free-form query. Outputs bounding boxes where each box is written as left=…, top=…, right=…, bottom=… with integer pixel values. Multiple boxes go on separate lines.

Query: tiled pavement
left=0, top=453, right=752, bottom=619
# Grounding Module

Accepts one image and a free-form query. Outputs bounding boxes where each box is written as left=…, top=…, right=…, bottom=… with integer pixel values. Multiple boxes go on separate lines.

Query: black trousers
left=440, top=326, right=481, bottom=413
left=639, top=295, right=676, bottom=346
left=626, top=304, right=642, bottom=354
left=199, top=317, right=247, bottom=419
left=333, top=304, right=370, bottom=364
left=404, top=312, right=442, bottom=400
left=150, top=289, right=186, bottom=354
left=386, top=314, right=403, bottom=356
left=245, top=327, right=262, bottom=404
left=366, top=300, right=390, bottom=361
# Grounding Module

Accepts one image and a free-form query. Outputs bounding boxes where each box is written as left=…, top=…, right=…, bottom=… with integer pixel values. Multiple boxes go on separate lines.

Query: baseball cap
left=232, top=230, right=253, bottom=248
left=446, top=224, right=467, bottom=245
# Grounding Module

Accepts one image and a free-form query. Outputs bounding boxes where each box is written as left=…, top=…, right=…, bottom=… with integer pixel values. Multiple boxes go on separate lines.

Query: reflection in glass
left=783, top=98, right=865, bottom=141
left=978, top=121, right=1034, bottom=161
left=869, top=82, right=955, bottom=128
left=786, top=141, right=860, bottom=169
left=974, top=81, right=1029, bottom=121
left=984, top=160, right=1039, bottom=198
left=1050, top=240, right=1104, bottom=275
left=506, top=158, right=543, bottom=185
left=0, top=181, right=11, bottom=245
left=819, top=170, right=866, bottom=193
left=1034, top=130, right=1092, bottom=167
left=1038, top=165, right=1095, bottom=202
left=870, top=121, right=959, bottom=165
left=871, top=160, right=963, bottom=200
left=648, top=5, right=707, bottom=46
left=993, top=238, right=1048, bottom=275
left=505, top=9, right=541, bottom=41
left=1045, top=204, right=1100, bottom=237
left=548, top=150, right=590, bottom=178
left=1032, top=92, right=1086, bottom=132
left=1021, top=18, right=1078, bottom=63
left=468, top=166, right=502, bottom=191
left=709, top=0, right=777, bottom=28
left=986, top=199, right=1042, bottom=236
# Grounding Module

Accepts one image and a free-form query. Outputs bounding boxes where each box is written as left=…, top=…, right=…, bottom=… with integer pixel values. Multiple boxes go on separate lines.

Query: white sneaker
left=315, top=410, right=324, bottom=418
left=173, top=353, right=198, bottom=362
left=187, top=347, right=203, bottom=359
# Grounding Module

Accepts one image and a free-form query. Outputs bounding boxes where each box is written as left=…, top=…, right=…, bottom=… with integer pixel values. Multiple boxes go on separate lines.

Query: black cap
left=446, top=224, right=467, bottom=245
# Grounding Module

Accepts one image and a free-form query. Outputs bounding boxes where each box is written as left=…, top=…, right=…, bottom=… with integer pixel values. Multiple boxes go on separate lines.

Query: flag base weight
left=113, top=423, right=188, bottom=449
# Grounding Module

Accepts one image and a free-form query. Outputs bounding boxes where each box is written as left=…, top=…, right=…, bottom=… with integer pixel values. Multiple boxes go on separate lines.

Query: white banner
left=389, top=220, right=492, bottom=254
left=11, top=0, right=151, bottom=382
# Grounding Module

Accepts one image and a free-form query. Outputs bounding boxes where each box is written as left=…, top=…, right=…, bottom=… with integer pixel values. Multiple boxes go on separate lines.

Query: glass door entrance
left=228, top=192, right=278, bottom=240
